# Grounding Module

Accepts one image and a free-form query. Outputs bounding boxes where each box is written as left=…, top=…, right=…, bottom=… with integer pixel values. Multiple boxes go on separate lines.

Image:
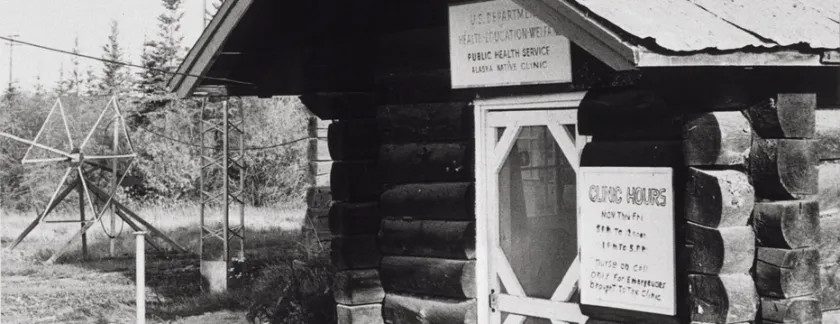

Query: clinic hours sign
left=578, top=167, right=676, bottom=315
left=448, top=0, right=572, bottom=88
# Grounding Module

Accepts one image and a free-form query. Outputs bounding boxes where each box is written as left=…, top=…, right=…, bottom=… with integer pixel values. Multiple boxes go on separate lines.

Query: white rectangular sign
left=578, top=167, right=676, bottom=315
left=448, top=0, right=572, bottom=89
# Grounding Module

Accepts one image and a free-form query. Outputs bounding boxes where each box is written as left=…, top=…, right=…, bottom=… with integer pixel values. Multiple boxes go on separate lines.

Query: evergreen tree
left=83, top=66, right=99, bottom=97
left=136, top=0, right=185, bottom=99
left=33, top=73, right=45, bottom=96
left=67, top=36, right=83, bottom=96
left=100, top=20, right=131, bottom=95
left=54, top=64, right=68, bottom=95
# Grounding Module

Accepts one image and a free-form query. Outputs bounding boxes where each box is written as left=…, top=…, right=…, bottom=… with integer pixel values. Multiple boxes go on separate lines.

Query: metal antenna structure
left=2, top=96, right=187, bottom=262
left=197, top=95, right=246, bottom=293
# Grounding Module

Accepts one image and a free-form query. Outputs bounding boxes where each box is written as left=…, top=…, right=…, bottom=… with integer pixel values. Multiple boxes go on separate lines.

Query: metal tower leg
left=199, top=96, right=246, bottom=293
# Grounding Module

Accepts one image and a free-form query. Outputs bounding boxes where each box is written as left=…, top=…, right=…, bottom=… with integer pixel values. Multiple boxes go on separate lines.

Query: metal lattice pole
left=198, top=96, right=246, bottom=292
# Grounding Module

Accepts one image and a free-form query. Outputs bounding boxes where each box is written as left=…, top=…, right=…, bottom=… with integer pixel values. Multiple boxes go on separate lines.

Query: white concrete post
left=135, top=231, right=147, bottom=324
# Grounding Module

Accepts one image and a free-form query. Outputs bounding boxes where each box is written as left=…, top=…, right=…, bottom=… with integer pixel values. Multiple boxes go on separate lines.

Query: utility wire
left=133, top=125, right=313, bottom=150
left=0, top=35, right=253, bottom=86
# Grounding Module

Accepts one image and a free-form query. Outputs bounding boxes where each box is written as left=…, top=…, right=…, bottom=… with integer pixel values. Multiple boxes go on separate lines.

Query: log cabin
left=168, top=0, right=840, bottom=323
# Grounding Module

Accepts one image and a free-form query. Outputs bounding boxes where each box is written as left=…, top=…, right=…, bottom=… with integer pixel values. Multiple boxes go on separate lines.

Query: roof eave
left=167, top=0, right=255, bottom=98
left=516, top=0, right=840, bottom=70
left=635, top=48, right=838, bottom=68
left=510, top=0, right=638, bottom=71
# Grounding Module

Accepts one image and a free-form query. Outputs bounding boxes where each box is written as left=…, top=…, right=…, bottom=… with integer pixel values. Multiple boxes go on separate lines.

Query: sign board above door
left=448, top=0, right=573, bottom=89
left=578, top=167, right=677, bottom=316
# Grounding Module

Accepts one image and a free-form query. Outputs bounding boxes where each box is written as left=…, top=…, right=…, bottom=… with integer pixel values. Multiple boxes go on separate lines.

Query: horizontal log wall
left=303, top=116, right=333, bottom=243
left=817, top=108, right=840, bottom=323
left=371, top=3, right=476, bottom=322
left=376, top=101, right=476, bottom=324
left=682, top=110, right=759, bottom=324
left=301, top=89, right=384, bottom=323
left=744, top=94, right=822, bottom=324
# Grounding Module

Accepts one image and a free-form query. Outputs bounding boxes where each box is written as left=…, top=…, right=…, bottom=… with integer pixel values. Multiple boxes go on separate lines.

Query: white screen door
left=475, top=93, right=589, bottom=324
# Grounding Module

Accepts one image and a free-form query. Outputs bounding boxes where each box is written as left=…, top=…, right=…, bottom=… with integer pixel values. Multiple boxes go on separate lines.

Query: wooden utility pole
left=110, top=116, right=119, bottom=257
left=6, top=34, right=18, bottom=92
left=78, top=184, right=88, bottom=259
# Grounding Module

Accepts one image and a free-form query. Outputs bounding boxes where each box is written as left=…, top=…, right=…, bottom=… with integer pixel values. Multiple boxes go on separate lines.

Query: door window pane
left=498, top=125, right=577, bottom=299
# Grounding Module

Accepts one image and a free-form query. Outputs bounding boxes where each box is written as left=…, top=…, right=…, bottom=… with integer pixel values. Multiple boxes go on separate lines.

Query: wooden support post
left=111, top=122, right=119, bottom=258
left=78, top=184, right=87, bottom=259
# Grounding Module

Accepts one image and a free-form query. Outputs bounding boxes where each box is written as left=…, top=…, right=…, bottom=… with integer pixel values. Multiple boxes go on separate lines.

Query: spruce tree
left=54, top=64, right=68, bottom=95
left=67, top=36, right=83, bottom=96
left=100, top=20, right=130, bottom=96
left=136, top=0, right=185, bottom=98
left=33, top=73, right=45, bottom=96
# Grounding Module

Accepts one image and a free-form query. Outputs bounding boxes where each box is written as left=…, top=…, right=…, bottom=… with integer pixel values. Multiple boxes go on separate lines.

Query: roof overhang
left=170, top=0, right=840, bottom=98
left=512, top=0, right=840, bottom=71
left=167, top=0, right=256, bottom=98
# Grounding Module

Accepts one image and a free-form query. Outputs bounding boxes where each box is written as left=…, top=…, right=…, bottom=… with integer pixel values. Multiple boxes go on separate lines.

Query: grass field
left=1, top=205, right=334, bottom=324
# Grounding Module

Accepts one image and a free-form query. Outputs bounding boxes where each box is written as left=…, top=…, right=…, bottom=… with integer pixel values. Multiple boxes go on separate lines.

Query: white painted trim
left=495, top=248, right=526, bottom=295
left=551, top=256, right=580, bottom=301
left=475, top=94, right=491, bottom=324
left=496, top=294, right=588, bottom=322
left=493, top=126, right=522, bottom=173
left=475, top=92, right=587, bottom=111
left=636, top=48, right=828, bottom=67
left=547, top=123, right=580, bottom=172
left=475, top=92, right=590, bottom=324
left=488, top=110, right=577, bottom=127
left=510, top=0, right=637, bottom=71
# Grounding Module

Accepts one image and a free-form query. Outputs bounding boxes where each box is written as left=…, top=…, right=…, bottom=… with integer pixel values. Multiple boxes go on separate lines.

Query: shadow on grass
left=46, top=227, right=336, bottom=324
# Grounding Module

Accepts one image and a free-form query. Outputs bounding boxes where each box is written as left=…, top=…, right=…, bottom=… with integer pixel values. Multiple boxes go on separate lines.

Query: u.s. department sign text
left=448, top=0, right=572, bottom=89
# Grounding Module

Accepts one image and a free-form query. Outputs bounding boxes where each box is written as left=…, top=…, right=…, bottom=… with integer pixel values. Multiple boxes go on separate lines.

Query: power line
left=133, top=125, right=313, bottom=151
left=0, top=35, right=253, bottom=86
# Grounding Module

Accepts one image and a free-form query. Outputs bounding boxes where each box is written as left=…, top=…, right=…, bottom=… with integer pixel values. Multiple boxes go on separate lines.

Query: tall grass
left=1, top=205, right=335, bottom=324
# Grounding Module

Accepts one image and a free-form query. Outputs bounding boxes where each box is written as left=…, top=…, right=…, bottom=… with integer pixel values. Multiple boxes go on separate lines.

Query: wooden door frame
left=474, top=91, right=589, bottom=323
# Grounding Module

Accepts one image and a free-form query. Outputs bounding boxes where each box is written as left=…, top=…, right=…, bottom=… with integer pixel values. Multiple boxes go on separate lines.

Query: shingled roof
left=169, top=0, right=840, bottom=98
